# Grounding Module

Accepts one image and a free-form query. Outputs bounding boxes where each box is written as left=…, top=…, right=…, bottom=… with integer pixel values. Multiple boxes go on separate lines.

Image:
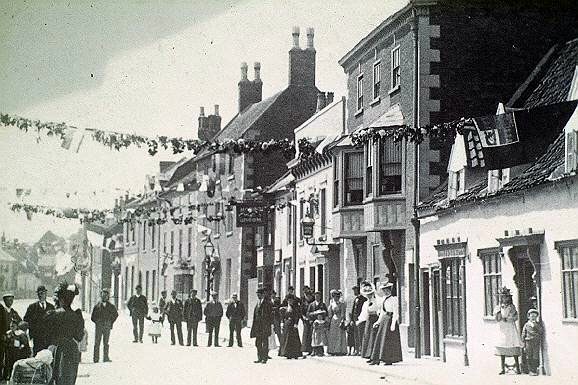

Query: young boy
left=522, top=309, right=542, bottom=376
left=311, top=310, right=328, bottom=357
left=346, top=321, right=355, bottom=355
left=5, top=321, right=32, bottom=378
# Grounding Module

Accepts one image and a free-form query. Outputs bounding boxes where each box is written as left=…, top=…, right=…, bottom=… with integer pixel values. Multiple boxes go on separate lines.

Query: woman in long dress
left=494, top=287, right=523, bottom=374
left=280, top=295, right=305, bottom=359
left=45, top=282, right=84, bottom=385
left=326, top=290, right=347, bottom=355
left=358, top=283, right=381, bottom=359
left=369, top=282, right=402, bottom=365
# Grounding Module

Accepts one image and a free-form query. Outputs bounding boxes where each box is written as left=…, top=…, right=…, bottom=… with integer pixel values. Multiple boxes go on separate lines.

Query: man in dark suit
left=91, top=288, right=118, bottom=362
left=1, top=293, right=21, bottom=380
left=166, top=290, right=184, bottom=346
left=250, top=288, right=272, bottom=364
left=203, top=291, right=223, bottom=347
left=350, top=285, right=367, bottom=355
left=127, top=285, right=148, bottom=343
left=158, top=290, right=168, bottom=325
left=225, top=293, right=246, bottom=347
left=24, top=285, right=55, bottom=355
left=183, top=289, right=202, bottom=346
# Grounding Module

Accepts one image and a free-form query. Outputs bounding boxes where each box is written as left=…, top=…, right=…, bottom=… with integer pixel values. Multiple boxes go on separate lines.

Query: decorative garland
left=0, top=113, right=317, bottom=158
left=9, top=202, right=112, bottom=224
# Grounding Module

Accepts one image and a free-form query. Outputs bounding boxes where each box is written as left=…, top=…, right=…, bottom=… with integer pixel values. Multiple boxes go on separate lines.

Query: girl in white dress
left=147, top=305, right=162, bottom=344
left=493, top=287, right=523, bottom=374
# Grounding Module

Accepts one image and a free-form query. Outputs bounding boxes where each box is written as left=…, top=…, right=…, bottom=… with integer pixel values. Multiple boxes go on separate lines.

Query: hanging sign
left=235, top=201, right=270, bottom=227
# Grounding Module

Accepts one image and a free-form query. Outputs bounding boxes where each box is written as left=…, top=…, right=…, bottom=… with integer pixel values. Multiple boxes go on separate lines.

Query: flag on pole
left=86, top=230, right=104, bottom=248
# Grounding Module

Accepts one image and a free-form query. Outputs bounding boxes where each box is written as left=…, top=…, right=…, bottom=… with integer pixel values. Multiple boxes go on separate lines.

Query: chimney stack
left=292, top=26, right=300, bottom=48
left=326, top=92, right=334, bottom=105
left=306, top=27, right=315, bottom=50
left=214, top=104, right=219, bottom=116
left=200, top=106, right=205, bottom=117
left=288, top=26, right=316, bottom=87
left=316, top=92, right=326, bottom=112
left=238, top=61, right=263, bottom=112
left=198, top=105, right=221, bottom=141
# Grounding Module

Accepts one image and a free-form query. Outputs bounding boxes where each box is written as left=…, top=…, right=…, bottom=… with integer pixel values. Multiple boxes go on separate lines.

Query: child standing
left=147, top=305, right=162, bottom=344
left=522, top=309, right=542, bottom=376
left=5, top=321, right=31, bottom=378
left=311, top=311, right=328, bottom=357
left=346, top=321, right=355, bottom=355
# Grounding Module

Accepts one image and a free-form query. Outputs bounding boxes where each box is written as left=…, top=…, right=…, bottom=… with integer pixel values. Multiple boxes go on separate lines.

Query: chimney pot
left=254, top=62, right=261, bottom=81
left=292, top=26, right=300, bottom=48
left=316, top=92, right=326, bottom=112
left=306, top=27, right=315, bottom=49
left=214, top=105, right=219, bottom=116
left=240, top=62, right=248, bottom=80
left=326, top=92, right=334, bottom=105
left=199, top=106, right=205, bottom=117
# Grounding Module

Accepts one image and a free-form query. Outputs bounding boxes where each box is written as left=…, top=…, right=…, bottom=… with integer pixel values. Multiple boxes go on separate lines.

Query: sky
left=0, top=0, right=406, bottom=242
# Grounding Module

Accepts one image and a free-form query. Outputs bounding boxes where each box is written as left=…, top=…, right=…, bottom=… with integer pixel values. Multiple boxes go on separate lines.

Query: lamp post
left=203, top=235, right=215, bottom=302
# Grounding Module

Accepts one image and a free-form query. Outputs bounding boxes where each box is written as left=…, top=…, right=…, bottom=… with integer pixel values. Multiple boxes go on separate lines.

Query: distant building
left=0, top=248, right=17, bottom=293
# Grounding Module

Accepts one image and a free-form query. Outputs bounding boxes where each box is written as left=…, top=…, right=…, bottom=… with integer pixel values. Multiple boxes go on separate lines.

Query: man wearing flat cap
left=251, top=287, right=272, bottom=364
left=1, top=293, right=21, bottom=380
left=204, top=291, right=223, bottom=347
left=91, top=288, right=118, bottom=363
left=24, top=285, right=55, bottom=355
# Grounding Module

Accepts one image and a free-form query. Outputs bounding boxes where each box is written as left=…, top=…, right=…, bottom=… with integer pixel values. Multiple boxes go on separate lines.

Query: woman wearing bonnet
left=45, top=282, right=85, bottom=385
left=494, top=287, right=523, bottom=375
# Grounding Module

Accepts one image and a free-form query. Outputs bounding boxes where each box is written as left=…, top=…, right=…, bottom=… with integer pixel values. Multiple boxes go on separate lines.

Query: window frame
left=365, top=142, right=373, bottom=197
left=142, top=221, right=146, bottom=251
left=344, top=151, right=364, bottom=206
left=479, top=248, right=502, bottom=317
left=391, top=45, right=401, bottom=90
left=333, top=158, right=340, bottom=208
left=320, top=188, right=326, bottom=236
left=438, top=250, right=465, bottom=338
left=287, top=205, right=293, bottom=244
left=151, top=223, right=156, bottom=250
left=356, top=73, right=364, bottom=113
left=555, top=239, right=578, bottom=320
left=372, top=60, right=381, bottom=101
left=566, top=130, right=577, bottom=173
left=378, top=138, right=403, bottom=196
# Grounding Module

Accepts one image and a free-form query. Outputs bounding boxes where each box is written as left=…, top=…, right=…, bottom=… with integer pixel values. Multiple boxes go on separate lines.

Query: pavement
left=9, top=300, right=569, bottom=385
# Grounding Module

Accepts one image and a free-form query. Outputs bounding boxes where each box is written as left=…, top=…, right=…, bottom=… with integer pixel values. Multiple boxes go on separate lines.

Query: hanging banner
left=235, top=201, right=270, bottom=227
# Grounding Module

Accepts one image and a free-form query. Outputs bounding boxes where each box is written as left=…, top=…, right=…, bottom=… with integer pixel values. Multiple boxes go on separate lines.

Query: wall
left=419, top=178, right=578, bottom=377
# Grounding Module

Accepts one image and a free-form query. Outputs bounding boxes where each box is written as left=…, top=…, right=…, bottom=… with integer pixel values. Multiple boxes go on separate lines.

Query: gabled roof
left=419, top=37, right=578, bottom=215
left=212, top=90, right=285, bottom=141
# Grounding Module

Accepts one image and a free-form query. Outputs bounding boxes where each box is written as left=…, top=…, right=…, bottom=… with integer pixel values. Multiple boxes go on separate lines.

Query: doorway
left=422, top=270, right=431, bottom=356
left=432, top=269, right=442, bottom=358
left=511, top=252, right=537, bottom=331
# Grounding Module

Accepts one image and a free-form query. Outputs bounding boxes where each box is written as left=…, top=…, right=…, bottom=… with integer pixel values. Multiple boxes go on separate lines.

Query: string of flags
left=0, top=112, right=318, bottom=158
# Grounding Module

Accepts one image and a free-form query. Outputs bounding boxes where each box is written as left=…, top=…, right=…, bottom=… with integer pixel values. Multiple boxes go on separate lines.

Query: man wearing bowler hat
left=24, top=285, right=55, bottom=355
left=127, top=285, right=148, bottom=343
left=184, top=289, right=202, bottom=346
left=204, top=291, right=223, bottom=347
left=250, top=287, right=273, bottom=364
left=1, top=293, right=21, bottom=380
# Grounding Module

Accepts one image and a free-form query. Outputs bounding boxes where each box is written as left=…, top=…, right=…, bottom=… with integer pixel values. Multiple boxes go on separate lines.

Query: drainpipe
left=410, top=7, right=421, bottom=359
left=292, top=189, right=298, bottom=291
left=462, top=259, right=469, bottom=366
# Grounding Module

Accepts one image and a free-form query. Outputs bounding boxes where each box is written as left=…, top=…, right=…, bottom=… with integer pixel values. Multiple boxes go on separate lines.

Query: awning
left=368, top=104, right=405, bottom=129
left=315, top=134, right=342, bottom=154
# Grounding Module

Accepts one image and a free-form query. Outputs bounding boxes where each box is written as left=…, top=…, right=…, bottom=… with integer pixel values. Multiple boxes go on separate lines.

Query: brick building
left=335, top=0, right=578, bottom=352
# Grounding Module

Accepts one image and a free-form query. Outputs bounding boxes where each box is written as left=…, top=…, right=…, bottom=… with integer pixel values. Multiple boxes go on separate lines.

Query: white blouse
left=379, top=295, right=399, bottom=326
left=356, top=296, right=383, bottom=325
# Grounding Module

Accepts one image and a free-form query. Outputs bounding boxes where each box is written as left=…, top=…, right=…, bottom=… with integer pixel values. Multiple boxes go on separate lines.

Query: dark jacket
left=306, top=301, right=328, bottom=321
left=350, top=295, right=367, bottom=322
left=250, top=299, right=272, bottom=338
left=24, top=301, right=55, bottom=340
left=90, top=301, right=118, bottom=329
left=226, top=301, right=246, bottom=321
left=184, top=298, right=202, bottom=323
left=165, top=298, right=184, bottom=323
left=127, top=295, right=148, bottom=318
left=204, top=301, right=223, bottom=319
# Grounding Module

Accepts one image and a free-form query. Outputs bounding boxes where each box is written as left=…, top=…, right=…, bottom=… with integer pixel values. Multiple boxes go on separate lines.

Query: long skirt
left=370, top=313, right=402, bottom=364
left=301, top=321, right=312, bottom=353
left=354, top=322, right=365, bottom=353
left=282, top=326, right=302, bottom=358
left=327, top=317, right=347, bottom=355
left=52, top=339, right=81, bottom=385
left=361, top=314, right=378, bottom=358
left=278, top=323, right=288, bottom=356
left=495, top=321, right=523, bottom=356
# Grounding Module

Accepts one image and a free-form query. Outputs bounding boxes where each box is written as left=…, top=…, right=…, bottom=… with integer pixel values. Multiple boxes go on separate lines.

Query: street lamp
left=301, top=216, right=332, bottom=246
left=203, top=235, right=215, bottom=302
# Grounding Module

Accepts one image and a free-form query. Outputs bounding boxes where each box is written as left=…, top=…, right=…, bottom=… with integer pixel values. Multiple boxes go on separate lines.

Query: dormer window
left=448, top=168, right=465, bottom=200
left=488, top=168, right=510, bottom=194
left=566, top=130, right=578, bottom=173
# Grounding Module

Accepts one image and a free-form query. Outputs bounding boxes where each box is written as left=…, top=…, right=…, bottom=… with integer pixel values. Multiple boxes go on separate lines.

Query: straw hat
left=359, top=281, right=375, bottom=297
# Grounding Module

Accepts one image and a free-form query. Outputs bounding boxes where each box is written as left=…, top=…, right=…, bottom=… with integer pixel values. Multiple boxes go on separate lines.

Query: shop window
left=344, top=152, right=364, bottom=205
left=442, top=257, right=464, bottom=337
left=379, top=139, right=402, bottom=195
left=480, top=249, right=502, bottom=317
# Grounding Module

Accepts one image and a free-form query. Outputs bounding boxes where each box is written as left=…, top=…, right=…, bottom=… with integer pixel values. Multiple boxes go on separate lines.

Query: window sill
left=354, top=108, right=364, bottom=117
left=388, top=85, right=400, bottom=95
left=562, top=318, right=578, bottom=324
left=443, top=336, right=465, bottom=345
left=226, top=231, right=233, bottom=237
left=370, top=97, right=381, bottom=106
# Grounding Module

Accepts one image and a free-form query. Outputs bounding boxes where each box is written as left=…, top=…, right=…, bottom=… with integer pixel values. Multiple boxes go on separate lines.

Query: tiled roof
left=510, top=38, right=578, bottom=109
left=419, top=37, right=578, bottom=215
left=212, top=90, right=284, bottom=141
